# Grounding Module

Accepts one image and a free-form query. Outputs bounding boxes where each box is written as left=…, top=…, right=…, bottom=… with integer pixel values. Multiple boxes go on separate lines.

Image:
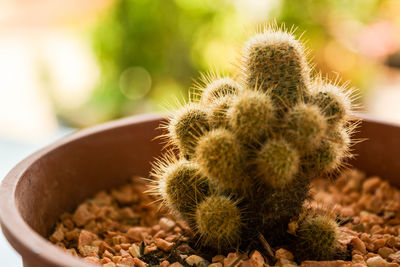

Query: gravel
left=49, top=169, right=400, bottom=266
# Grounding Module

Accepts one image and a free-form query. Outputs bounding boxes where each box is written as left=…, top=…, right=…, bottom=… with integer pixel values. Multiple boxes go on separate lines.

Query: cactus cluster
left=151, top=25, right=357, bottom=260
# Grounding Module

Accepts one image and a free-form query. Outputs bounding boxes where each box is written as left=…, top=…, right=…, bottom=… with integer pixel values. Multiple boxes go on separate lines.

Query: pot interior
left=14, top=117, right=164, bottom=237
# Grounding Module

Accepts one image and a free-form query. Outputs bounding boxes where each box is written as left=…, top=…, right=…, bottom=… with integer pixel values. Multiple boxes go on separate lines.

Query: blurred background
left=1, top=0, right=400, bottom=265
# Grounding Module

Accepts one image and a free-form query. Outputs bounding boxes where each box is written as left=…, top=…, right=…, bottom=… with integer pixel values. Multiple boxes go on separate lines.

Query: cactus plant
left=151, top=25, right=358, bottom=261
left=295, top=211, right=340, bottom=261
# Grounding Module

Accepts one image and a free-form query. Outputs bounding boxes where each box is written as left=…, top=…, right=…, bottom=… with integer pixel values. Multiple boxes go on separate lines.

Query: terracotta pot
left=0, top=113, right=400, bottom=267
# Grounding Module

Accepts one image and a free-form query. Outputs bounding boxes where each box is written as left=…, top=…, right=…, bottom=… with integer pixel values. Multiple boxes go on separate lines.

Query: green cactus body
left=312, top=84, right=351, bottom=127
left=152, top=25, right=357, bottom=258
left=285, top=103, right=327, bottom=151
left=153, top=158, right=210, bottom=220
left=227, top=89, right=274, bottom=143
left=295, top=213, right=340, bottom=261
left=195, top=128, right=246, bottom=192
left=168, top=103, right=210, bottom=158
left=256, top=138, right=300, bottom=188
left=195, top=195, right=242, bottom=250
left=208, top=96, right=232, bottom=129
left=241, top=30, right=310, bottom=108
left=201, top=77, right=240, bottom=105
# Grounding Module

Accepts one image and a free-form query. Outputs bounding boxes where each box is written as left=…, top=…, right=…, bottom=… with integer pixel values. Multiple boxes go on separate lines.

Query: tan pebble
left=112, top=235, right=122, bottom=245
left=117, top=257, right=135, bottom=267
left=180, top=255, right=188, bottom=260
left=159, top=217, right=176, bottom=232
left=165, top=234, right=178, bottom=243
left=223, top=252, right=241, bottom=267
left=72, top=203, right=95, bottom=226
left=103, top=262, right=116, bottom=267
left=173, top=226, right=182, bottom=234
left=112, top=256, right=122, bottom=263
left=212, top=255, right=225, bottom=263
left=388, top=237, right=400, bottom=249
left=144, top=243, right=158, bottom=254
left=78, top=230, right=99, bottom=248
left=126, top=227, right=148, bottom=242
left=370, top=225, right=383, bottom=235
left=160, top=260, right=170, bottom=267
left=128, top=243, right=141, bottom=258
left=352, top=254, right=366, bottom=264
left=103, top=250, right=114, bottom=259
left=362, top=177, right=381, bottom=194
left=246, top=250, right=264, bottom=267
left=340, top=207, right=354, bottom=218
left=365, top=253, right=378, bottom=260
left=351, top=264, right=367, bottom=267
left=111, top=185, right=138, bottom=205
left=300, top=260, right=351, bottom=266
left=209, top=263, right=223, bottom=267
left=389, top=251, right=400, bottom=263
left=186, top=255, right=206, bottom=266
left=373, top=238, right=386, bottom=250
left=114, top=244, right=121, bottom=251
left=154, top=230, right=166, bottom=238
left=79, top=245, right=99, bottom=257
left=378, top=247, right=395, bottom=259
left=351, top=237, right=367, bottom=254
left=176, top=244, right=194, bottom=254
left=275, top=248, right=294, bottom=260
left=366, top=255, right=395, bottom=267
left=120, top=243, right=130, bottom=250
left=65, top=229, right=79, bottom=242
left=101, top=257, right=112, bottom=264
left=120, top=249, right=130, bottom=258
left=169, top=262, right=184, bottom=267
left=156, top=238, right=174, bottom=252
left=84, top=256, right=100, bottom=263
left=49, top=225, right=65, bottom=243
left=151, top=224, right=161, bottom=234
left=133, top=257, right=147, bottom=267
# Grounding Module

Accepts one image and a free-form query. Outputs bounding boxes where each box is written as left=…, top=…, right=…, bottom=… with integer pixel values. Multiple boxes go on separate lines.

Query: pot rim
left=0, top=113, right=163, bottom=267
left=0, top=112, right=399, bottom=267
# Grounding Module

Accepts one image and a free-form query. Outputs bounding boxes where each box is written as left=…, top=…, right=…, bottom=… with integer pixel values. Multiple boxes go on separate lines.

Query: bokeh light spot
left=119, top=66, right=152, bottom=100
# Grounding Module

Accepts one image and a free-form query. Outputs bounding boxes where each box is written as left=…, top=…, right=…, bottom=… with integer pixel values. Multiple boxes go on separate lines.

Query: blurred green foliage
left=59, top=0, right=399, bottom=127
left=67, top=0, right=236, bottom=126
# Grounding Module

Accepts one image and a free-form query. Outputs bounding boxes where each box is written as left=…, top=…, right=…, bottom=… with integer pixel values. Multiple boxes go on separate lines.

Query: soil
left=49, top=169, right=400, bottom=267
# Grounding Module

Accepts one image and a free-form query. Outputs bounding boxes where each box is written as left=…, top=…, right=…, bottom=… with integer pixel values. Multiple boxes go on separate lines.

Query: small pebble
left=159, top=217, right=176, bottom=232
left=133, top=257, right=147, bottom=267
left=160, top=260, right=170, bottom=267
left=144, top=243, right=158, bottom=254
left=389, top=251, right=400, bottom=263
left=128, top=244, right=141, bottom=258
left=378, top=247, right=395, bottom=259
left=156, top=238, right=174, bottom=252
left=300, top=260, right=351, bottom=266
left=275, top=248, right=294, bottom=261
left=351, top=237, right=367, bottom=254
left=186, top=255, right=206, bottom=266
left=241, top=250, right=264, bottom=267
left=366, top=255, right=390, bottom=267
left=212, top=255, right=225, bottom=263
left=223, top=252, right=241, bottom=267
left=169, top=262, right=184, bottom=267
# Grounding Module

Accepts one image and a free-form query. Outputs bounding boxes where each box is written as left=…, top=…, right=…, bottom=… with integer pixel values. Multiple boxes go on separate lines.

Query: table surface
left=0, top=128, right=74, bottom=266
